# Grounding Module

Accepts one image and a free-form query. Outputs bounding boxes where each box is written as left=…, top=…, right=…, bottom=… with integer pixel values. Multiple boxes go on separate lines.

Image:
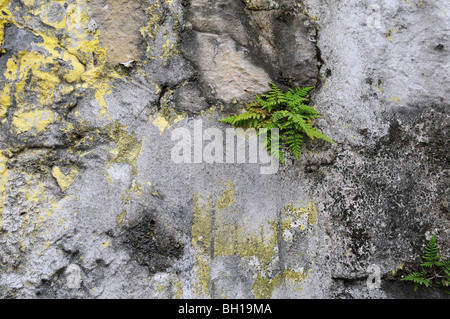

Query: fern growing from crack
left=219, top=83, right=335, bottom=165
left=401, top=235, right=450, bottom=294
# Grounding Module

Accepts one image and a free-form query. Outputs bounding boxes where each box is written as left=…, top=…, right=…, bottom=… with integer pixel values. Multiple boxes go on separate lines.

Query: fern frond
left=442, top=260, right=450, bottom=272
left=271, top=110, right=289, bottom=123
left=220, top=111, right=265, bottom=128
left=262, top=82, right=288, bottom=111
left=445, top=269, right=450, bottom=279
left=219, top=114, right=238, bottom=124
left=285, top=90, right=305, bottom=109
left=220, top=82, right=334, bottom=164
left=402, top=272, right=431, bottom=288
left=268, top=146, right=285, bottom=166
left=255, top=119, right=269, bottom=130
left=284, top=130, right=303, bottom=160
left=246, top=95, right=264, bottom=109
left=423, top=235, right=441, bottom=264
left=295, top=86, right=314, bottom=98
left=287, top=112, right=312, bottom=133
left=293, top=103, right=322, bottom=118
left=420, top=261, right=435, bottom=268
left=262, top=130, right=285, bottom=165
left=307, top=128, right=336, bottom=144
left=402, top=235, right=450, bottom=294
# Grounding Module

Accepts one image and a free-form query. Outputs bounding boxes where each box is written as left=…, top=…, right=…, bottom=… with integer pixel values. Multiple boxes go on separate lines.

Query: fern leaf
left=223, top=112, right=263, bottom=128
left=271, top=110, right=289, bottom=123
left=219, top=114, right=239, bottom=124
left=220, top=82, right=334, bottom=164
left=402, top=235, right=450, bottom=293
left=262, top=82, right=288, bottom=109
left=285, top=90, right=305, bottom=109
left=420, top=261, right=435, bottom=268
left=285, top=130, right=303, bottom=160
left=442, top=260, right=450, bottom=272
left=423, top=235, right=441, bottom=264
left=267, top=145, right=285, bottom=166
left=262, top=130, right=285, bottom=166
left=246, top=95, right=264, bottom=109
left=306, top=128, right=336, bottom=144
left=445, top=269, right=450, bottom=279
left=274, top=149, right=285, bottom=166
left=295, top=86, right=314, bottom=97
left=287, top=112, right=312, bottom=133
left=402, top=272, right=431, bottom=288
left=293, top=103, right=322, bottom=118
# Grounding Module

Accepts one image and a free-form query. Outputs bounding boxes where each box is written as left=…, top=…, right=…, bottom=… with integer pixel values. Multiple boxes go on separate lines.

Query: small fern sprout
left=219, top=82, right=335, bottom=165
left=401, top=235, right=450, bottom=294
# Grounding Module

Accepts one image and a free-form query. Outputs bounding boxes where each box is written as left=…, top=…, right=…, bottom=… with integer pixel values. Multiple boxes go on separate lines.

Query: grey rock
left=65, top=264, right=82, bottom=289
left=180, top=0, right=319, bottom=112
left=172, top=82, right=209, bottom=114
left=143, top=55, right=195, bottom=88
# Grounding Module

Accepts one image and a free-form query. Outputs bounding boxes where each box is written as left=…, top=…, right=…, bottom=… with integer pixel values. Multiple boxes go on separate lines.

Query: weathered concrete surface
left=0, top=0, right=448, bottom=299
left=90, top=0, right=147, bottom=65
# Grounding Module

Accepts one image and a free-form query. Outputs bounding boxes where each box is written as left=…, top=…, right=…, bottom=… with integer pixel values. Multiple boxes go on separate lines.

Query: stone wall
left=0, top=0, right=448, bottom=298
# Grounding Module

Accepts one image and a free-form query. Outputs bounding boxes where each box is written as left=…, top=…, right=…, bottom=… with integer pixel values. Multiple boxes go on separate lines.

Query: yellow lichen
left=216, top=180, right=236, bottom=211
left=173, top=278, right=183, bottom=299
left=121, top=181, right=144, bottom=204
left=0, top=151, right=8, bottom=228
left=191, top=182, right=319, bottom=298
left=297, top=2, right=318, bottom=21
left=0, top=1, right=14, bottom=51
left=252, top=273, right=282, bottom=299
left=199, top=105, right=217, bottom=121
left=140, top=0, right=164, bottom=42
left=105, top=121, right=144, bottom=175
left=281, top=201, right=318, bottom=237
left=150, top=107, right=186, bottom=134
left=140, top=0, right=180, bottom=64
left=12, top=110, right=56, bottom=134
left=0, top=0, right=121, bottom=125
left=392, top=264, right=404, bottom=275
left=108, top=133, right=143, bottom=173
left=191, top=193, right=213, bottom=298
left=152, top=115, right=171, bottom=134
left=51, top=166, right=79, bottom=193
left=390, top=96, right=400, bottom=103
left=0, top=83, right=11, bottom=119
left=5, top=171, right=59, bottom=261
left=284, top=268, right=312, bottom=292
left=116, top=210, right=127, bottom=227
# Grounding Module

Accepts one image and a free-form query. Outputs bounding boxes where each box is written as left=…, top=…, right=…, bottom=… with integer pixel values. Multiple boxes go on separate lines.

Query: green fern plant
left=219, top=83, right=335, bottom=165
left=401, top=235, right=450, bottom=294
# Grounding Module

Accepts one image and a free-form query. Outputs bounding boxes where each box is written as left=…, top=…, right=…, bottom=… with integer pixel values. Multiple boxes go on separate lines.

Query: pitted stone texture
left=89, top=0, right=147, bottom=64
left=180, top=0, right=319, bottom=110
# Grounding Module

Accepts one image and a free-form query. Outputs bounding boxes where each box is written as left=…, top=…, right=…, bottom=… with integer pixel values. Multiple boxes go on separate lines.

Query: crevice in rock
left=178, top=0, right=321, bottom=113
left=119, top=212, right=185, bottom=274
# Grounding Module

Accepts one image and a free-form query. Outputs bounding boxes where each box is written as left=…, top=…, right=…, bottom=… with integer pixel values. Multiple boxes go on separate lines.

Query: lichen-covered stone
left=180, top=0, right=319, bottom=111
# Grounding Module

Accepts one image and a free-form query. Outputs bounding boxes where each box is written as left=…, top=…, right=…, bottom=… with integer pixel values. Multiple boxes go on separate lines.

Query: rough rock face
left=0, top=0, right=448, bottom=299
left=180, top=0, right=320, bottom=109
